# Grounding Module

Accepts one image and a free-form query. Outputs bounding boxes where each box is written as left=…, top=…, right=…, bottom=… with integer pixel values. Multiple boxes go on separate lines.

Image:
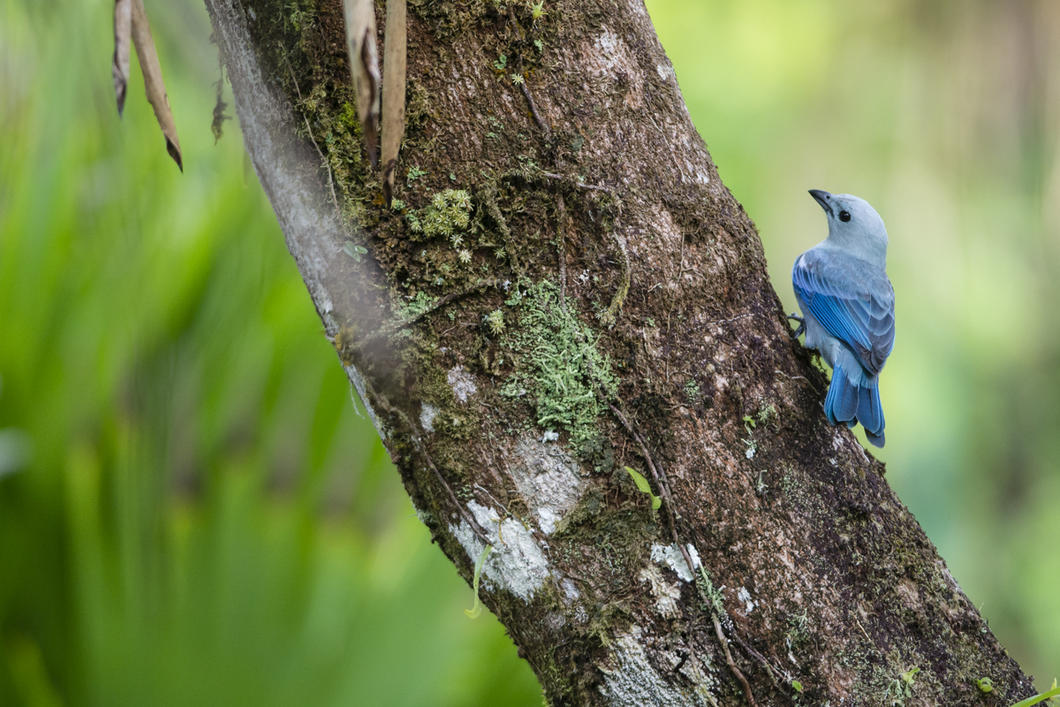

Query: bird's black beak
left=809, top=189, right=833, bottom=217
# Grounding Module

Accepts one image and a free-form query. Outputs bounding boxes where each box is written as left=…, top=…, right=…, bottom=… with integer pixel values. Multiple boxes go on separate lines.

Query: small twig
left=538, top=170, right=611, bottom=193
left=732, top=633, right=789, bottom=688
left=401, top=279, right=499, bottom=328
left=713, top=613, right=758, bottom=707
left=422, top=453, right=492, bottom=547
left=705, top=312, right=754, bottom=329
left=283, top=55, right=340, bottom=212
left=520, top=80, right=551, bottom=136
left=370, top=393, right=492, bottom=547
left=556, top=193, right=569, bottom=306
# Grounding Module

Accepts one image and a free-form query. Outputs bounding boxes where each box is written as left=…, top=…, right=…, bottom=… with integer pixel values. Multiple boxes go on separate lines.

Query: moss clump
left=500, top=280, right=618, bottom=455
left=408, top=189, right=472, bottom=242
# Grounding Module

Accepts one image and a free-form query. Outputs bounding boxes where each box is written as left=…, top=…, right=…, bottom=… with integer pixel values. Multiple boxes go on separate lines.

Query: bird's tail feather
left=825, top=364, right=885, bottom=447
left=859, top=380, right=885, bottom=447
left=824, top=363, right=859, bottom=426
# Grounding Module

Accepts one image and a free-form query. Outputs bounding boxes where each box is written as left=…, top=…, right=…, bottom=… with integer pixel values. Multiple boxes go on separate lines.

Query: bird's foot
left=786, top=313, right=805, bottom=338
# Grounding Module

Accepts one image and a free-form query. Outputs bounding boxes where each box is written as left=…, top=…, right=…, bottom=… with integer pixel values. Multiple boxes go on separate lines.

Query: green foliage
left=977, top=677, right=994, bottom=693
left=400, top=291, right=438, bottom=320
left=624, top=467, right=661, bottom=511
left=501, top=281, right=618, bottom=455
left=885, top=666, right=920, bottom=706
left=0, top=2, right=540, bottom=705
left=1009, top=681, right=1060, bottom=707
left=464, top=545, right=494, bottom=619
left=405, top=165, right=427, bottom=186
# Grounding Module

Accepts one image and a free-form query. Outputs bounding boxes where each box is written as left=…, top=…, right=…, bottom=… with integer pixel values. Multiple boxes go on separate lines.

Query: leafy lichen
left=500, top=280, right=617, bottom=456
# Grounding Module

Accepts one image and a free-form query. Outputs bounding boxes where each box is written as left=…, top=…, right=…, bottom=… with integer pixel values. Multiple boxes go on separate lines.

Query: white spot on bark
left=535, top=507, right=558, bottom=535
left=561, top=577, right=580, bottom=601
left=737, top=586, right=756, bottom=614
left=419, top=403, right=438, bottom=433
left=599, top=626, right=717, bottom=706
left=650, top=543, right=702, bottom=583
left=542, top=430, right=559, bottom=442
left=594, top=30, right=619, bottom=69
left=450, top=500, right=549, bottom=602
left=638, top=564, right=682, bottom=619
left=510, top=436, right=584, bottom=535
left=560, top=577, right=588, bottom=623
left=447, top=365, right=477, bottom=403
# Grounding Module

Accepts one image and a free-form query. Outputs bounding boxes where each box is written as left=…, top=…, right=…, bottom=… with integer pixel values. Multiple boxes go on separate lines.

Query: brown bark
left=206, top=0, right=1035, bottom=704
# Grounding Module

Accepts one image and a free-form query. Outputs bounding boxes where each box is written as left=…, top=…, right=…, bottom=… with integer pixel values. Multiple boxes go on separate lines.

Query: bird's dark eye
left=839, top=210, right=851, bottom=222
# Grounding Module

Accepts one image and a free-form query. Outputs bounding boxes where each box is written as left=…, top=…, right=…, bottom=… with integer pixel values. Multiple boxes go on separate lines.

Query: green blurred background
left=0, top=0, right=1056, bottom=704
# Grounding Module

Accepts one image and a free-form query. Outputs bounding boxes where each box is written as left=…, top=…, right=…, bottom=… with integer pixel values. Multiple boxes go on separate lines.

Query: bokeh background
left=1, top=0, right=1057, bottom=704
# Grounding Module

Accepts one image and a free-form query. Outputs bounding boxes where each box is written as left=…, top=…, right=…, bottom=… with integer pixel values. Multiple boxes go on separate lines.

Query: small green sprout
left=390, top=198, right=405, bottom=211
left=405, top=165, right=427, bottom=185
left=975, top=677, right=993, bottom=694
left=342, top=241, right=368, bottom=262
left=624, top=467, right=660, bottom=510
left=464, top=544, right=493, bottom=619
left=791, top=680, right=803, bottom=693
left=529, top=1, right=545, bottom=20
left=533, top=38, right=543, bottom=52
left=493, top=54, right=507, bottom=71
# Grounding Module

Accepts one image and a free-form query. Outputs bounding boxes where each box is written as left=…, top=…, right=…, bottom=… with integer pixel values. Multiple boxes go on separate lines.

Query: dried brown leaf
left=343, top=0, right=380, bottom=167
left=380, top=0, right=407, bottom=205
left=112, top=0, right=131, bottom=115
left=130, top=0, right=182, bottom=171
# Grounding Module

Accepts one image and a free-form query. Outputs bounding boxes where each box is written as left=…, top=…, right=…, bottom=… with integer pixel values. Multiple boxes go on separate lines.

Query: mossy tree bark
left=206, top=0, right=1034, bottom=704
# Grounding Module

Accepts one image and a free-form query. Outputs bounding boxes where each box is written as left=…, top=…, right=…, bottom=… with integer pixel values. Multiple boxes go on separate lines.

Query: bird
left=789, top=189, right=895, bottom=447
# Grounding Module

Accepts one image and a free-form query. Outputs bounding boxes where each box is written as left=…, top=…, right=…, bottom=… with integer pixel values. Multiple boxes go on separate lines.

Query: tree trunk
left=205, top=0, right=1034, bottom=704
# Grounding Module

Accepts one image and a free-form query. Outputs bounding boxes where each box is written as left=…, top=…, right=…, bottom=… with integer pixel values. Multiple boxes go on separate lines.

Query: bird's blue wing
left=793, top=249, right=895, bottom=375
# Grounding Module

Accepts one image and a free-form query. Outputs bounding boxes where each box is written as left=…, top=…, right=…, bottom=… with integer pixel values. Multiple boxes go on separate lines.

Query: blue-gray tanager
left=790, top=190, right=895, bottom=447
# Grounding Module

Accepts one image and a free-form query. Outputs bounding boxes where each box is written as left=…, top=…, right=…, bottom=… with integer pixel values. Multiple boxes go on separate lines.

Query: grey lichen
left=449, top=500, right=549, bottom=602
left=500, top=280, right=618, bottom=455
left=599, top=626, right=718, bottom=706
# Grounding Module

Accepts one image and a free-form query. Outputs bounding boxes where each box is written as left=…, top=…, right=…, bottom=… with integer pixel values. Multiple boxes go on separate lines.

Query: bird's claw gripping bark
left=786, top=313, right=805, bottom=339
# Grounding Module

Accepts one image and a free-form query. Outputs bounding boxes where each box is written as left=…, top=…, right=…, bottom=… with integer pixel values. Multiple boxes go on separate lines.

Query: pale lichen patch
left=449, top=500, right=549, bottom=602
left=510, top=435, right=585, bottom=535
left=447, top=365, right=478, bottom=403
left=638, top=564, right=682, bottom=619
left=737, top=586, right=756, bottom=614
left=650, top=543, right=702, bottom=583
left=419, top=403, right=438, bottom=433
left=599, top=626, right=717, bottom=706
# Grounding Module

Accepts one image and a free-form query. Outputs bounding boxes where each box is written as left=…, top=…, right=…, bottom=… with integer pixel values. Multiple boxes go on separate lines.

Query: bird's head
left=809, top=189, right=888, bottom=262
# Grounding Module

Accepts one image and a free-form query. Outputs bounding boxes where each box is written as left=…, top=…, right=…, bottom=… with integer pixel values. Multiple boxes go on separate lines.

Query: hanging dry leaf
left=380, top=0, right=407, bottom=205
left=112, top=0, right=131, bottom=115
left=130, top=0, right=183, bottom=171
left=343, top=0, right=381, bottom=167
